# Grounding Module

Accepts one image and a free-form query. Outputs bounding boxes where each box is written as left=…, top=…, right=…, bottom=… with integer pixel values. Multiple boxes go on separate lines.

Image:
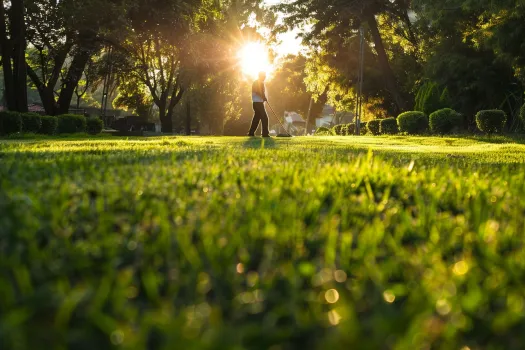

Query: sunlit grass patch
left=1, top=135, right=525, bottom=349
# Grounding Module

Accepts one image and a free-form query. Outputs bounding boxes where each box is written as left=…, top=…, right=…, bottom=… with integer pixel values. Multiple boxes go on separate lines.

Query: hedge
left=397, top=111, right=428, bottom=134
left=367, top=120, right=381, bottom=135
left=475, top=110, right=507, bottom=135
left=21, top=112, right=42, bottom=133
left=40, top=116, right=58, bottom=135
left=314, top=127, right=333, bottom=136
left=87, top=117, right=104, bottom=135
left=380, top=118, right=398, bottom=135
left=57, top=114, right=87, bottom=134
left=0, top=111, right=22, bottom=135
left=429, top=108, right=463, bottom=135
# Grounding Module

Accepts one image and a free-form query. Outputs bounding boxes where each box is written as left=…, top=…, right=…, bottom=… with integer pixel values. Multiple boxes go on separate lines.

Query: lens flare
left=238, top=42, right=273, bottom=79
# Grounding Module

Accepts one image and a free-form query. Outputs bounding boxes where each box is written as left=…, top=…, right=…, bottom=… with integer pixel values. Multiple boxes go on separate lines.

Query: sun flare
left=238, top=42, right=273, bottom=79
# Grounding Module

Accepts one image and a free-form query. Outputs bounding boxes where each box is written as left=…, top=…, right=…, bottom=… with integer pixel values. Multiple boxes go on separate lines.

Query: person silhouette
left=247, top=71, right=270, bottom=137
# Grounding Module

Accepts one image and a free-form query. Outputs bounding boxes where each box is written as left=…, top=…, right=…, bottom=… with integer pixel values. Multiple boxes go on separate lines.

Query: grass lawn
left=2, top=135, right=525, bottom=349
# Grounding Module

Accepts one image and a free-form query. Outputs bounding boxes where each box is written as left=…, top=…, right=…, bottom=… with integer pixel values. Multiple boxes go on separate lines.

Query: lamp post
left=355, top=25, right=365, bottom=135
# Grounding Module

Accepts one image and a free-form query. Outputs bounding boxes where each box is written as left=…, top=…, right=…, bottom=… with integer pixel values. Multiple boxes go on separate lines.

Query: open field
left=2, top=135, right=525, bottom=349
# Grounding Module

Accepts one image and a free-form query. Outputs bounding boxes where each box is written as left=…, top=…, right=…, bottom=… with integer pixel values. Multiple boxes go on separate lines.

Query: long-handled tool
left=265, top=101, right=293, bottom=138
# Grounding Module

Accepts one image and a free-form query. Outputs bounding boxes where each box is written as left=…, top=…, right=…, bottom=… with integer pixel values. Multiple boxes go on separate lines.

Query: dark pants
left=248, top=102, right=269, bottom=136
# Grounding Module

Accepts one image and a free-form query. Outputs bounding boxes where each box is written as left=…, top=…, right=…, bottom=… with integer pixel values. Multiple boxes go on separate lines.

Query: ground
left=2, top=135, right=525, bottom=349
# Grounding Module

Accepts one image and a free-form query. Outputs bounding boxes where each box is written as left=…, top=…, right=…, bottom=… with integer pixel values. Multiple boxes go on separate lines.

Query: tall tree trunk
left=57, top=48, right=91, bottom=114
left=0, top=1, right=15, bottom=111
left=158, top=101, right=172, bottom=133
left=186, top=101, right=191, bottom=135
left=11, top=0, right=27, bottom=112
left=366, top=14, right=407, bottom=112
left=1, top=0, right=27, bottom=112
left=27, top=66, right=58, bottom=115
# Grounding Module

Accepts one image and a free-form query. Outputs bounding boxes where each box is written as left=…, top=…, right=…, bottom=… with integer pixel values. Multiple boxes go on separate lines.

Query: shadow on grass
left=463, top=134, right=525, bottom=145
left=242, top=137, right=279, bottom=149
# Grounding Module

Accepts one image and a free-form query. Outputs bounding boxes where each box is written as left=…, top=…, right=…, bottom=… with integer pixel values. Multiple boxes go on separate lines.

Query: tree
left=412, top=0, right=524, bottom=128
left=267, top=55, right=325, bottom=130
left=25, top=0, right=126, bottom=115
left=278, top=0, right=413, bottom=113
left=0, top=0, right=28, bottom=112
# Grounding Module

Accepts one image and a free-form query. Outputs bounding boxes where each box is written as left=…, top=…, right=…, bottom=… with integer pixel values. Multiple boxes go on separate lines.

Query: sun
left=238, top=42, right=273, bottom=79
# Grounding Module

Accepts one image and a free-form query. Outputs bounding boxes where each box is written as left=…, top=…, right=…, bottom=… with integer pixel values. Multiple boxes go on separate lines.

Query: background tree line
left=277, top=0, right=525, bottom=130
left=2, top=0, right=525, bottom=133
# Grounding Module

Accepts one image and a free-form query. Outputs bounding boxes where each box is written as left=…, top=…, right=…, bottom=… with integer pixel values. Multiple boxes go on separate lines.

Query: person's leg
left=260, top=104, right=270, bottom=137
left=248, top=103, right=261, bottom=136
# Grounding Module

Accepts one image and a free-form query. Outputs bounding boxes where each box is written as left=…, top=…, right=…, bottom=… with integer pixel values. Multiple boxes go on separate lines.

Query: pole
left=186, top=101, right=191, bottom=135
left=305, top=97, right=314, bottom=135
left=359, top=26, right=365, bottom=134
left=356, top=25, right=365, bottom=136
left=100, top=46, right=113, bottom=126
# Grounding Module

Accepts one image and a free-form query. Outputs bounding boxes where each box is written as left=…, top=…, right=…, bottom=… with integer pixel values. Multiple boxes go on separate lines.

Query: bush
left=314, top=127, right=333, bottom=136
left=397, top=111, right=428, bottom=134
left=21, top=112, right=42, bottom=133
left=367, top=120, right=381, bottom=135
left=359, top=122, right=368, bottom=134
left=476, top=110, right=507, bottom=135
left=429, top=108, right=463, bottom=135
left=57, top=114, right=87, bottom=134
left=40, top=116, right=58, bottom=135
left=380, top=118, right=398, bottom=135
left=332, top=124, right=345, bottom=136
left=0, top=111, right=22, bottom=135
left=86, top=117, right=104, bottom=135
left=345, top=123, right=356, bottom=135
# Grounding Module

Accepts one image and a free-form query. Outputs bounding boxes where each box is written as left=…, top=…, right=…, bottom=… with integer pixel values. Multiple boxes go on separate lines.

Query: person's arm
left=262, top=82, right=268, bottom=102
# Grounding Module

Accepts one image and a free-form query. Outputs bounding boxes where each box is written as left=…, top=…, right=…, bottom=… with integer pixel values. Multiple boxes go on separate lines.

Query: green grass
left=2, top=135, right=525, bottom=349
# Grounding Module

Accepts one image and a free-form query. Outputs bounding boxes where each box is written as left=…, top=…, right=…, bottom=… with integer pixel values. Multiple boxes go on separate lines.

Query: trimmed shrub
left=0, top=111, right=22, bottom=135
left=397, top=111, right=428, bottom=134
left=314, top=127, right=333, bottom=136
left=40, top=116, right=58, bottom=135
left=345, top=123, right=356, bottom=135
left=360, top=122, right=368, bottom=134
left=380, top=118, right=398, bottom=135
left=429, top=108, right=463, bottom=135
left=87, top=117, right=104, bottom=135
left=332, top=124, right=345, bottom=136
left=367, top=120, right=381, bottom=135
left=57, top=114, right=87, bottom=134
left=476, top=110, right=507, bottom=135
left=21, top=112, right=42, bottom=133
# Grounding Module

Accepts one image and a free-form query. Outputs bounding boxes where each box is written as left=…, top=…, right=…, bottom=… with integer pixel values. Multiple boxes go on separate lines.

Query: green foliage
left=57, top=114, right=87, bottom=134
left=332, top=124, right=345, bottom=136
left=39, top=116, right=58, bottom=135
left=86, top=117, right=104, bottom=135
left=359, top=122, right=368, bottom=134
left=397, top=111, right=428, bottom=134
left=345, top=123, right=356, bottom=135
left=414, top=82, right=450, bottom=115
left=476, top=110, right=507, bottom=135
left=314, top=127, right=333, bottom=135
left=520, top=103, right=525, bottom=127
left=367, top=120, right=381, bottom=135
left=21, top=113, right=42, bottom=133
left=429, top=108, right=463, bottom=135
left=3, top=136, right=525, bottom=348
left=380, top=118, right=398, bottom=135
left=0, top=111, right=22, bottom=135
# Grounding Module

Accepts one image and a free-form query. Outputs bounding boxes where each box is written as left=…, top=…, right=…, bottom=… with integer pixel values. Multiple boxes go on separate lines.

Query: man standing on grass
left=247, top=71, right=270, bottom=137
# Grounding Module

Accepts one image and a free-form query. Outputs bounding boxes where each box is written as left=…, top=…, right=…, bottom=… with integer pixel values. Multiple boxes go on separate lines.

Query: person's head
left=258, top=71, right=267, bottom=82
